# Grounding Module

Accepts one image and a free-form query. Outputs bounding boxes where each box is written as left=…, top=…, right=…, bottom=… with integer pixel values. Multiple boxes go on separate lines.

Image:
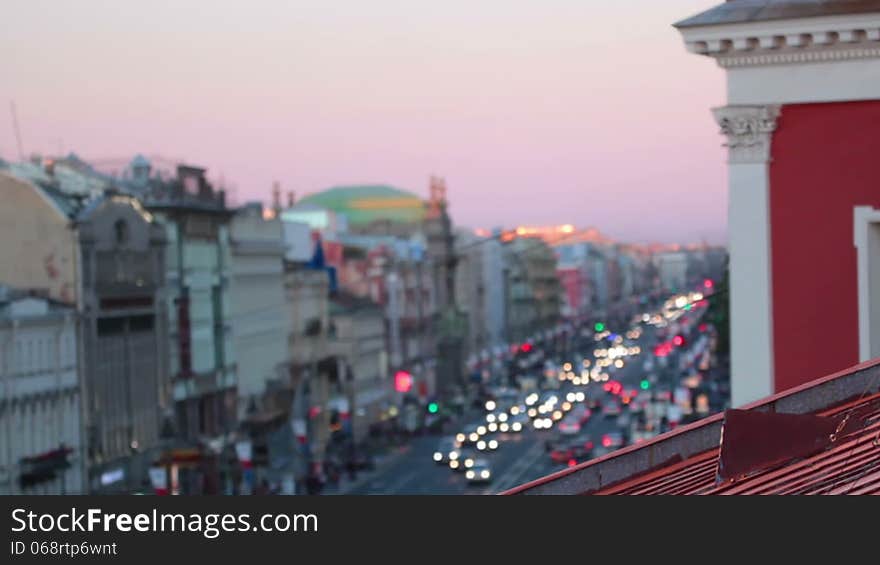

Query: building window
left=855, top=206, right=880, bottom=361
left=114, top=219, right=129, bottom=246
left=97, top=317, right=125, bottom=336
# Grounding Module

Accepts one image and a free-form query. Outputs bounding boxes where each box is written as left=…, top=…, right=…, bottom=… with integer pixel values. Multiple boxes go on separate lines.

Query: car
left=628, top=400, right=645, bottom=415
left=475, top=437, right=499, bottom=452
left=569, top=437, right=594, bottom=459
left=557, top=416, right=581, bottom=436
left=508, top=414, right=529, bottom=433
left=466, top=459, right=493, bottom=484
left=602, top=401, right=621, bottom=418
left=570, top=404, right=591, bottom=424
left=549, top=445, right=574, bottom=464
left=460, top=423, right=485, bottom=445
left=432, top=437, right=459, bottom=464
left=449, top=449, right=478, bottom=472
left=601, top=431, right=625, bottom=449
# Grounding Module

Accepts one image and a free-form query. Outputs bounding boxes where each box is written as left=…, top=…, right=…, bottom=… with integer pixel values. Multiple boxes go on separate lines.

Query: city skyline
left=2, top=1, right=726, bottom=245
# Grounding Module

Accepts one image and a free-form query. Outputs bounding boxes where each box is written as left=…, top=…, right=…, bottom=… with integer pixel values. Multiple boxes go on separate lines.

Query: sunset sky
left=2, top=1, right=726, bottom=244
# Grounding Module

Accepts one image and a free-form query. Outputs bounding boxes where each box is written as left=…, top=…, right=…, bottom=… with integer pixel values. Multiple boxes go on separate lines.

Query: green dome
left=298, top=185, right=426, bottom=226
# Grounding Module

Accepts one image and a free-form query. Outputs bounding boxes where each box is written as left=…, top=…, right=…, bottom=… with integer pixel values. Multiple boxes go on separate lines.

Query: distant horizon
left=2, top=1, right=727, bottom=246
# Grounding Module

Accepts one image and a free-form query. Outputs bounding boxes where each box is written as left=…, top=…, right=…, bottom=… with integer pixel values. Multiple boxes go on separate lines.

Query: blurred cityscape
left=7, top=0, right=880, bottom=497
left=0, top=153, right=726, bottom=494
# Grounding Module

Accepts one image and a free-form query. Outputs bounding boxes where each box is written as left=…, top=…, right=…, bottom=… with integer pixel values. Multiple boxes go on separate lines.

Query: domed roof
left=130, top=154, right=151, bottom=169
left=298, top=184, right=425, bottom=226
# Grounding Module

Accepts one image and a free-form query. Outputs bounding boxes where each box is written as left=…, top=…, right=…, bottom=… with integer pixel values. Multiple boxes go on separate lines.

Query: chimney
left=287, top=190, right=295, bottom=208
left=272, top=181, right=281, bottom=213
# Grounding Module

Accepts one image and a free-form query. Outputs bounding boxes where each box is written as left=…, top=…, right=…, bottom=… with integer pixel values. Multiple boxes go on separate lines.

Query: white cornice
left=679, top=13, right=880, bottom=68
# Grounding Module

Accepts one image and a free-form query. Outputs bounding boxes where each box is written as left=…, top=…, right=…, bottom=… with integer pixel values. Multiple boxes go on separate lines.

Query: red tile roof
left=599, top=393, right=880, bottom=495
left=504, top=358, right=880, bottom=495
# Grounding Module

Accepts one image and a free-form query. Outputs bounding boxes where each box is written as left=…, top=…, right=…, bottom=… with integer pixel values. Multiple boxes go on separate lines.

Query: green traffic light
left=428, top=403, right=439, bottom=414
left=640, top=379, right=650, bottom=390
left=594, top=322, right=605, bottom=332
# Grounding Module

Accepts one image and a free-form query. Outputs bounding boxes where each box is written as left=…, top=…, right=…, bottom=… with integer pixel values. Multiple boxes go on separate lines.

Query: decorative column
left=712, top=104, right=780, bottom=406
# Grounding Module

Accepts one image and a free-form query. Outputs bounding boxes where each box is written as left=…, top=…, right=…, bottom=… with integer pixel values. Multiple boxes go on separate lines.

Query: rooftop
left=675, top=0, right=880, bottom=28
left=298, top=185, right=426, bottom=227
left=504, top=357, right=880, bottom=495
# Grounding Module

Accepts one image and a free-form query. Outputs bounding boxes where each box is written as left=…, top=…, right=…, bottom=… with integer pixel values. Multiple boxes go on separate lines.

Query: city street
left=345, top=317, right=672, bottom=495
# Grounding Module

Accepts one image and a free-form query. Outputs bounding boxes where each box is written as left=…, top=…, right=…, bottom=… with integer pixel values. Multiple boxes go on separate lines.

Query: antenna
left=10, top=100, right=24, bottom=160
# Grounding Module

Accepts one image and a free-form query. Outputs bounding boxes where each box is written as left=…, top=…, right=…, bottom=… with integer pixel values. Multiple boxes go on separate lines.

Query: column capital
left=711, top=105, right=781, bottom=164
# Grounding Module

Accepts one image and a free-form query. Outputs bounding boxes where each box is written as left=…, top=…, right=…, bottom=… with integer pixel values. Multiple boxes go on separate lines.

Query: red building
left=676, top=0, right=880, bottom=405
left=557, top=267, right=586, bottom=319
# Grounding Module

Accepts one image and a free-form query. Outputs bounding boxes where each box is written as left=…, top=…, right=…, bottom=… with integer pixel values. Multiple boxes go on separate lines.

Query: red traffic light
left=521, top=343, right=533, bottom=353
left=394, top=370, right=413, bottom=393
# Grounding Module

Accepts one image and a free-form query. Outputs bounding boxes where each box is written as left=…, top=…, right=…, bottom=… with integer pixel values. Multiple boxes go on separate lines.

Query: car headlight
left=477, top=426, right=487, bottom=435
left=486, top=414, right=496, bottom=423
left=449, top=451, right=459, bottom=460
left=481, top=470, right=491, bottom=479
left=498, top=413, right=508, bottom=423
left=469, top=433, right=479, bottom=442
left=433, top=452, right=442, bottom=462
left=450, top=460, right=459, bottom=469
left=466, top=471, right=475, bottom=479
left=465, top=459, right=474, bottom=468
left=489, top=440, right=498, bottom=449
left=512, top=422, right=522, bottom=432
left=488, top=422, right=498, bottom=432
left=477, top=441, right=487, bottom=450
left=500, top=423, right=509, bottom=432
left=456, top=433, right=466, bottom=443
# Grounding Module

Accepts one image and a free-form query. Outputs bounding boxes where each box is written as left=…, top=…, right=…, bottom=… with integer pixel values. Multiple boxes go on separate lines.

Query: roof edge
left=503, top=356, right=880, bottom=495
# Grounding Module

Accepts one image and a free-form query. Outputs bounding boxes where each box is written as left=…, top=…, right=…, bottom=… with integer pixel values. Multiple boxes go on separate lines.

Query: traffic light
left=640, top=379, right=651, bottom=390
left=394, top=370, right=413, bottom=393
left=594, top=322, right=605, bottom=332
left=427, top=402, right=439, bottom=414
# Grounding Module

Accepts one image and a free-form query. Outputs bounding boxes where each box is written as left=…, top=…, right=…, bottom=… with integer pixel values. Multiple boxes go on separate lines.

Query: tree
left=706, top=262, right=730, bottom=357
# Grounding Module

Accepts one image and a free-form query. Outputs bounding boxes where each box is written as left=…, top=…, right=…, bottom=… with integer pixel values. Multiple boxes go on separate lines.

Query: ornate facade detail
left=717, top=46, right=880, bottom=68
left=712, top=105, right=781, bottom=164
left=681, top=18, right=880, bottom=68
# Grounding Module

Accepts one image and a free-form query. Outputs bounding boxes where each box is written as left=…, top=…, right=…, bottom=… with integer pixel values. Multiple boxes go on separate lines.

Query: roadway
left=347, top=321, right=664, bottom=495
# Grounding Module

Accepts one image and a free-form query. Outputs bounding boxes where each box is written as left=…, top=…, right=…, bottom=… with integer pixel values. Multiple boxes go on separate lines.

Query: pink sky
left=2, top=1, right=726, bottom=244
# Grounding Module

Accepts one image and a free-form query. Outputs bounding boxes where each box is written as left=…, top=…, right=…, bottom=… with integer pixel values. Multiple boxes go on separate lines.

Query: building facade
left=502, top=236, right=563, bottom=342
left=229, top=203, right=289, bottom=420
left=0, top=291, right=82, bottom=494
left=676, top=0, right=880, bottom=405
left=135, top=164, right=237, bottom=442
left=0, top=169, right=168, bottom=493
left=327, top=292, right=388, bottom=443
